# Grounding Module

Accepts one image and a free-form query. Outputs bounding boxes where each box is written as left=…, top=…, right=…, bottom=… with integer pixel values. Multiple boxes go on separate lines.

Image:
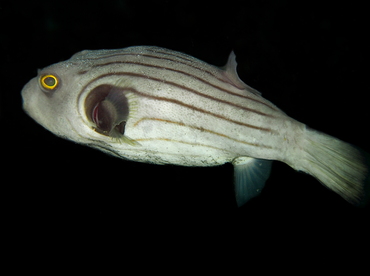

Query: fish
left=21, top=46, right=370, bottom=207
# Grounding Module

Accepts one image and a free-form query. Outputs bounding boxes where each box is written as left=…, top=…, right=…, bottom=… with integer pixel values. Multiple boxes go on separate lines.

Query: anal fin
left=232, top=157, right=272, bottom=207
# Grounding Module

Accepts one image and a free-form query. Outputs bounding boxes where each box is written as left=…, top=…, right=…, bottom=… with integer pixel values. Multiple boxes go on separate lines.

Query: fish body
left=21, top=46, right=369, bottom=206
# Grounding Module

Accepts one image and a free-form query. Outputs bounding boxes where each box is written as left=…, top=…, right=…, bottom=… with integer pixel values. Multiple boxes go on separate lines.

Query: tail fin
left=298, top=128, right=370, bottom=206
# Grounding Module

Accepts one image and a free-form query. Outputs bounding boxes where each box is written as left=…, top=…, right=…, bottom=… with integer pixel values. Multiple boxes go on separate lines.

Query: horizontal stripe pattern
left=90, top=60, right=276, bottom=114
left=76, top=46, right=284, bottom=162
left=81, top=72, right=275, bottom=132
left=134, top=117, right=273, bottom=148
left=81, top=49, right=279, bottom=111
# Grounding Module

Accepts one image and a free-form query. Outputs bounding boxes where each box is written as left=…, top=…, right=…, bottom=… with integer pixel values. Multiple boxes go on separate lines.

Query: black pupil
left=45, top=77, right=55, bottom=86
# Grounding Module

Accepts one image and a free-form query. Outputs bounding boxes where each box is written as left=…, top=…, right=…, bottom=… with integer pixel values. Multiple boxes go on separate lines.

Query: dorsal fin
left=221, top=51, right=262, bottom=96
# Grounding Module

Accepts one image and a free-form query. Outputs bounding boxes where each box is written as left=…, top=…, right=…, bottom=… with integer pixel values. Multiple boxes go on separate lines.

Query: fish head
left=21, top=56, right=91, bottom=143
left=21, top=50, right=135, bottom=149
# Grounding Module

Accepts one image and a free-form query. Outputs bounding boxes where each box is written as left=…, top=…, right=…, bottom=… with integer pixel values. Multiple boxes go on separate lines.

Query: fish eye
left=40, top=74, right=59, bottom=91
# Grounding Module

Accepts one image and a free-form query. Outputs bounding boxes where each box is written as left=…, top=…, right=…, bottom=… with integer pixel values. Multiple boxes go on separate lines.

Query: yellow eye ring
left=40, top=74, right=59, bottom=90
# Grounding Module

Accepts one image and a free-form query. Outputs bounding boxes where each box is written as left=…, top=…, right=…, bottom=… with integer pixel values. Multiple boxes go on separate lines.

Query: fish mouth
left=21, top=80, right=36, bottom=117
left=84, top=84, right=129, bottom=138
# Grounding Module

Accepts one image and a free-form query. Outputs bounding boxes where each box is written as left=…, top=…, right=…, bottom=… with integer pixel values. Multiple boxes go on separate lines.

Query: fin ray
left=297, top=128, right=370, bottom=206
left=233, top=157, right=272, bottom=206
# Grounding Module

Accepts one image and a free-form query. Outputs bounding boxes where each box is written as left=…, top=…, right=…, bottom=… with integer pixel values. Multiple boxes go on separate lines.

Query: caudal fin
left=298, top=128, right=370, bottom=206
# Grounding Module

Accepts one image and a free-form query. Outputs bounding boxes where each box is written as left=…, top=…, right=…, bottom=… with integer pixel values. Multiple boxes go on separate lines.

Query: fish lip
left=21, top=82, right=34, bottom=117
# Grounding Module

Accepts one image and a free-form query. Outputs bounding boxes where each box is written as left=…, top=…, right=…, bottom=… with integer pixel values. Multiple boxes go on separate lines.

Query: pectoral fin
left=232, top=157, right=272, bottom=207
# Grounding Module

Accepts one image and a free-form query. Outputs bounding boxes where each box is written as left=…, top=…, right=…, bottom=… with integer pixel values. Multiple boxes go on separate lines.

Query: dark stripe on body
left=90, top=60, right=276, bottom=115
left=80, top=72, right=275, bottom=133
left=134, top=117, right=273, bottom=148
left=80, top=50, right=279, bottom=112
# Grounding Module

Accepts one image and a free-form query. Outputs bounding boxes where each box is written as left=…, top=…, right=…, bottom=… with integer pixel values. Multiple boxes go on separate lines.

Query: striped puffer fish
left=21, top=46, right=369, bottom=207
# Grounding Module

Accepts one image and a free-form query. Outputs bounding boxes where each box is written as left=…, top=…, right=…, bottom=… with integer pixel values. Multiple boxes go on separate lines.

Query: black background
left=1, top=0, right=369, bottom=258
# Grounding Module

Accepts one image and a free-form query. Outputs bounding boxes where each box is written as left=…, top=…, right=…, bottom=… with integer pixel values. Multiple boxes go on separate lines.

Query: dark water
left=2, top=1, right=369, bottom=255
